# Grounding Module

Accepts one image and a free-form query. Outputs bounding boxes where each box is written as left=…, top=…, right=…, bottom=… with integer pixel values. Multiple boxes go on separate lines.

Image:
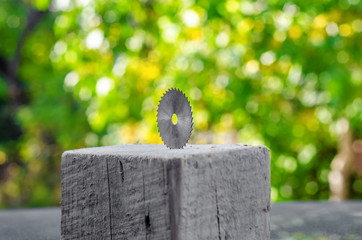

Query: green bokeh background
left=0, top=0, right=361, bottom=208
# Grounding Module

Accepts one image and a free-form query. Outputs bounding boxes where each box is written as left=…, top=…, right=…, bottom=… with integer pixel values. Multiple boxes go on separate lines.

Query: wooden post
left=61, top=144, right=270, bottom=240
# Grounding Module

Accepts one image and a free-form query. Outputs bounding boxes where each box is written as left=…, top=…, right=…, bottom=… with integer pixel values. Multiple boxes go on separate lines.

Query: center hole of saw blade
left=172, top=113, right=178, bottom=125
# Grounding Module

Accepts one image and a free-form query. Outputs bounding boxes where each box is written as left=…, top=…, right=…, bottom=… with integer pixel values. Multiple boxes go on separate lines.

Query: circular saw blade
left=157, top=88, right=193, bottom=149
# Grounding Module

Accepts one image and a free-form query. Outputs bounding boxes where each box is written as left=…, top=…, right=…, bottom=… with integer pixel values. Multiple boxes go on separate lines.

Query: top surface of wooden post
left=62, top=144, right=268, bottom=159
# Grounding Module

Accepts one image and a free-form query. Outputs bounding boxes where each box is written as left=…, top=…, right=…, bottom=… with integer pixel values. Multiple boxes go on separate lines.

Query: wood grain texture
left=61, top=144, right=270, bottom=240
left=61, top=152, right=111, bottom=240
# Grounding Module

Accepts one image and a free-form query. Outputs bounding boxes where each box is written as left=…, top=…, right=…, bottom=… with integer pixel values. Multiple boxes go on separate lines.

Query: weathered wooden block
left=61, top=144, right=270, bottom=240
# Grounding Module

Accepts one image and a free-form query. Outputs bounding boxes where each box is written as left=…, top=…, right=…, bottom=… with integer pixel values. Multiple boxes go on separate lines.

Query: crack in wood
left=142, top=160, right=151, bottom=240
left=145, top=213, right=151, bottom=238
left=215, top=186, right=221, bottom=240
left=264, top=202, right=271, bottom=213
left=106, top=159, right=113, bottom=240
left=119, top=160, right=124, bottom=183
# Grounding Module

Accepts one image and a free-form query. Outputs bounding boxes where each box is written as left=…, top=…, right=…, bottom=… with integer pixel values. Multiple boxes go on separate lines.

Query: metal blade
left=157, top=88, right=193, bottom=149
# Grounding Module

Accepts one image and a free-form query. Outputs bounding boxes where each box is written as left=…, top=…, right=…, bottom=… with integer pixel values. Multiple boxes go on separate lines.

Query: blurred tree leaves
left=0, top=0, right=361, bottom=208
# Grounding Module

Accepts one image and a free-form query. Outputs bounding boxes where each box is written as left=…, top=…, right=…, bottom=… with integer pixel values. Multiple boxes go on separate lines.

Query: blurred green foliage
left=0, top=0, right=361, bottom=208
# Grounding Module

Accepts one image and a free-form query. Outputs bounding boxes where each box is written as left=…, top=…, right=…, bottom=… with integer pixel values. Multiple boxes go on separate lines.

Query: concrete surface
left=1, top=201, right=361, bottom=239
